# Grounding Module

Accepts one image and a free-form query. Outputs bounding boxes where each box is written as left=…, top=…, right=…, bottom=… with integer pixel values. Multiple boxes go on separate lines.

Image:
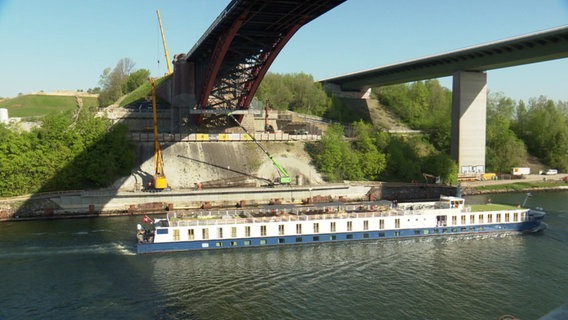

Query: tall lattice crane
left=156, top=9, right=172, bottom=75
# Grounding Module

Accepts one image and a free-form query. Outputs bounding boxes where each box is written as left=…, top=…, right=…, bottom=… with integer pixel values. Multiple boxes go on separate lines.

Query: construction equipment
left=423, top=173, right=441, bottom=184
left=227, top=113, right=291, bottom=185
left=148, top=79, right=168, bottom=190
left=156, top=9, right=172, bottom=75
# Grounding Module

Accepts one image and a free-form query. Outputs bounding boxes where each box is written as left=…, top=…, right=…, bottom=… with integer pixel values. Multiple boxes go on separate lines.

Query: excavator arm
left=227, top=113, right=291, bottom=184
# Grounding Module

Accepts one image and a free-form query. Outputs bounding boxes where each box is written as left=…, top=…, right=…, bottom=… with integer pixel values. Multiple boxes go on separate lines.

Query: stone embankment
left=0, top=182, right=456, bottom=221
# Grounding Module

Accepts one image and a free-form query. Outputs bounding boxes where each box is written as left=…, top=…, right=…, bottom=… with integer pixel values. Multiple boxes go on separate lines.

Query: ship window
left=423, top=230, right=429, bottom=235
left=488, top=214, right=493, bottom=223
left=394, top=231, right=400, bottom=237
left=173, top=229, right=180, bottom=241
left=278, top=224, right=285, bottom=235
left=215, top=242, right=223, bottom=247
left=363, top=233, right=369, bottom=239
left=296, top=224, right=302, bottom=234
left=379, top=232, right=385, bottom=237
left=201, top=243, right=209, bottom=248
left=202, top=228, right=209, bottom=240
left=156, top=229, right=168, bottom=234
left=313, top=223, right=319, bottom=233
left=347, top=221, right=353, bottom=231
left=231, top=241, right=238, bottom=246
left=479, top=214, right=484, bottom=223
left=414, top=230, right=420, bottom=235
left=470, top=214, right=475, bottom=224
left=505, top=213, right=510, bottom=222
left=434, top=229, right=439, bottom=234
left=231, top=227, right=237, bottom=238
left=461, top=215, right=466, bottom=224
left=260, top=239, right=267, bottom=245
left=496, top=214, right=502, bottom=223
left=188, top=229, right=195, bottom=240
left=331, top=222, right=336, bottom=232
left=379, top=219, right=385, bottom=230
left=451, top=228, right=457, bottom=232
left=296, top=237, right=302, bottom=243
left=363, top=220, right=369, bottom=231
left=278, top=238, right=285, bottom=244
left=244, top=240, right=251, bottom=246
left=452, top=216, right=457, bottom=225
left=346, top=234, right=353, bottom=239
left=395, top=219, right=400, bottom=228
left=313, top=236, right=320, bottom=241
left=330, top=235, right=336, bottom=240
left=521, top=212, right=526, bottom=221
left=514, top=212, right=519, bottom=221
left=442, top=228, right=448, bottom=233
left=261, top=225, right=267, bottom=236
left=218, top=228, right=223, bottom=239
left=460, top=227, right=467, bottom=232
left=245, top=226, right=251, bottom=237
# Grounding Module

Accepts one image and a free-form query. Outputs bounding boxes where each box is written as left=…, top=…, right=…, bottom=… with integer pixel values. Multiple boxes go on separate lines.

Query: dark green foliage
left=513, top=96, right=568, bottom=172
left=485, top=93, right=527, bottom=173
left=375, top=80, right=452, bottom=152
left=0, top=109, right=135, bottom=197
left=310, top=121, right=456, bottom=184
left=124, top=69, right=151, bottom=94
left=256, top=72, right=331, bottom=116
left=97, top=58, right=150, bottom=107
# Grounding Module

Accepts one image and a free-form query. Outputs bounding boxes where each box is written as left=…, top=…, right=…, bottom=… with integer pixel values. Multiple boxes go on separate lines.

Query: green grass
left=0, top=94, right=98, bottom=118
left=469, top=203, right=520, bottom=212
left=475, top=181, right=567, bottom=192
left=119, top=75, right=171, bottom=107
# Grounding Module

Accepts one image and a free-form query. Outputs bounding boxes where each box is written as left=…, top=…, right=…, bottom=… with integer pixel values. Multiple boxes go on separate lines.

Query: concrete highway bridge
left=156, top=0, right=568, bottom=174
left=320, top=25, right=568, bottom=175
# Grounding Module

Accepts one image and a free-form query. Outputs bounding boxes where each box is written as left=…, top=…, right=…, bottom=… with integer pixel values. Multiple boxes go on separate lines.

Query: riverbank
left=460, top=173, right=568, bottom=195
left=1, top=177, right=567, bottom=222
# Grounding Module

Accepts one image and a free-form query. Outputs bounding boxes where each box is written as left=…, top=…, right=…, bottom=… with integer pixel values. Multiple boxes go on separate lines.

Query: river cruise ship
left=136, top=195, right=546, bottom=254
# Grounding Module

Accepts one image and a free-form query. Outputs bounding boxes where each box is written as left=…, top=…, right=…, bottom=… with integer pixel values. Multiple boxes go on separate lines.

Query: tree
left=514, top=96, right=568, bottom=171
left=97, top=58, right=140, bottom=107
left=124, top=69, right=151, bottom=93
left=256, top=72, right=331, bottom=116
left=485, top=92, right=527, bottom=173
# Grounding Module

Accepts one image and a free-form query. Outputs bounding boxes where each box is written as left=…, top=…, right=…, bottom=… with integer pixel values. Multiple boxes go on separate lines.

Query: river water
left=0, top=191, right=566, bottom=320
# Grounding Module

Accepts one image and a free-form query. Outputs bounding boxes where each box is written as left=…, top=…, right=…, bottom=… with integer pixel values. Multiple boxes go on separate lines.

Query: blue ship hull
left=137, top=220, right=542, bottom=255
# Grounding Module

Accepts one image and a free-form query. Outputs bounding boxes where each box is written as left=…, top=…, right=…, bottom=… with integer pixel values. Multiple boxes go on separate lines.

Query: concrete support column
left=172, top=54, right=196, bottom=132
left=450, top=71, right=487, bottom=174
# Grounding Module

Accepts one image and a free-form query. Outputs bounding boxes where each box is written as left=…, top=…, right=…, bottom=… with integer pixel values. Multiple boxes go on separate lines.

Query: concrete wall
left=451, top=71, right=487, bottom=174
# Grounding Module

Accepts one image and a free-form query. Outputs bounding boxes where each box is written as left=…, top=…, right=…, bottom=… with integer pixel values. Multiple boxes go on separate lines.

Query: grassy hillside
left=0, top=94, right=98, bottom=118
left=119, top=75, right=171, bottom=107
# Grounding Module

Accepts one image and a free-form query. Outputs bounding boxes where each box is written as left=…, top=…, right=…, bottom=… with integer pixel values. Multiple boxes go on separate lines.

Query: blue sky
left=1, top=0, right=567, bottom=102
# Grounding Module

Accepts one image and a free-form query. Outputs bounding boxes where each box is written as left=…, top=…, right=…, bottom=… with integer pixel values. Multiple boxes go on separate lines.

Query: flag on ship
left=143, top=215, right=152, bottom=223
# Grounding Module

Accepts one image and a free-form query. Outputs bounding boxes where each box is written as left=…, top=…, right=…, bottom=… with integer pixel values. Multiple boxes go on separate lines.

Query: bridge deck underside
left=186, top=0, right=345, bottom=115
left=322, top=26, right=568, bottom=91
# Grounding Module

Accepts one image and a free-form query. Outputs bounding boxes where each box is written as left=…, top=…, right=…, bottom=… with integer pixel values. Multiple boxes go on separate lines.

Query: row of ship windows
left=198, top=227, right=489, bottom=248
left=451, top=212, right=523, bottom=225
left=181, top=221, right=368, bottom=240
left=172, top=213, right=520, bottom=240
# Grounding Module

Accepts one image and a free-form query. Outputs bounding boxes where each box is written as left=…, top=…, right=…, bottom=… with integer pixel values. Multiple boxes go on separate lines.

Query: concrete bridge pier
left=450, top=71, right=487, bottom=174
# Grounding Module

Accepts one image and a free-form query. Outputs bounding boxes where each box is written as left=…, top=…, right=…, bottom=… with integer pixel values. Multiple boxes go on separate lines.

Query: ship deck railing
left=165, top=207, right=458, bottom=228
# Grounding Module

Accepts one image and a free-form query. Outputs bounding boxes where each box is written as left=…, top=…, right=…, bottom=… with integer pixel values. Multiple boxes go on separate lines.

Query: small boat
left=136, top=195, right=546, bottom=254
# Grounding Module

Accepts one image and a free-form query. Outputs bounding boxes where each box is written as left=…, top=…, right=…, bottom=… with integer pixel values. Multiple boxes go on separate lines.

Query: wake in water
left=0, top=242, right=136, bottom=259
